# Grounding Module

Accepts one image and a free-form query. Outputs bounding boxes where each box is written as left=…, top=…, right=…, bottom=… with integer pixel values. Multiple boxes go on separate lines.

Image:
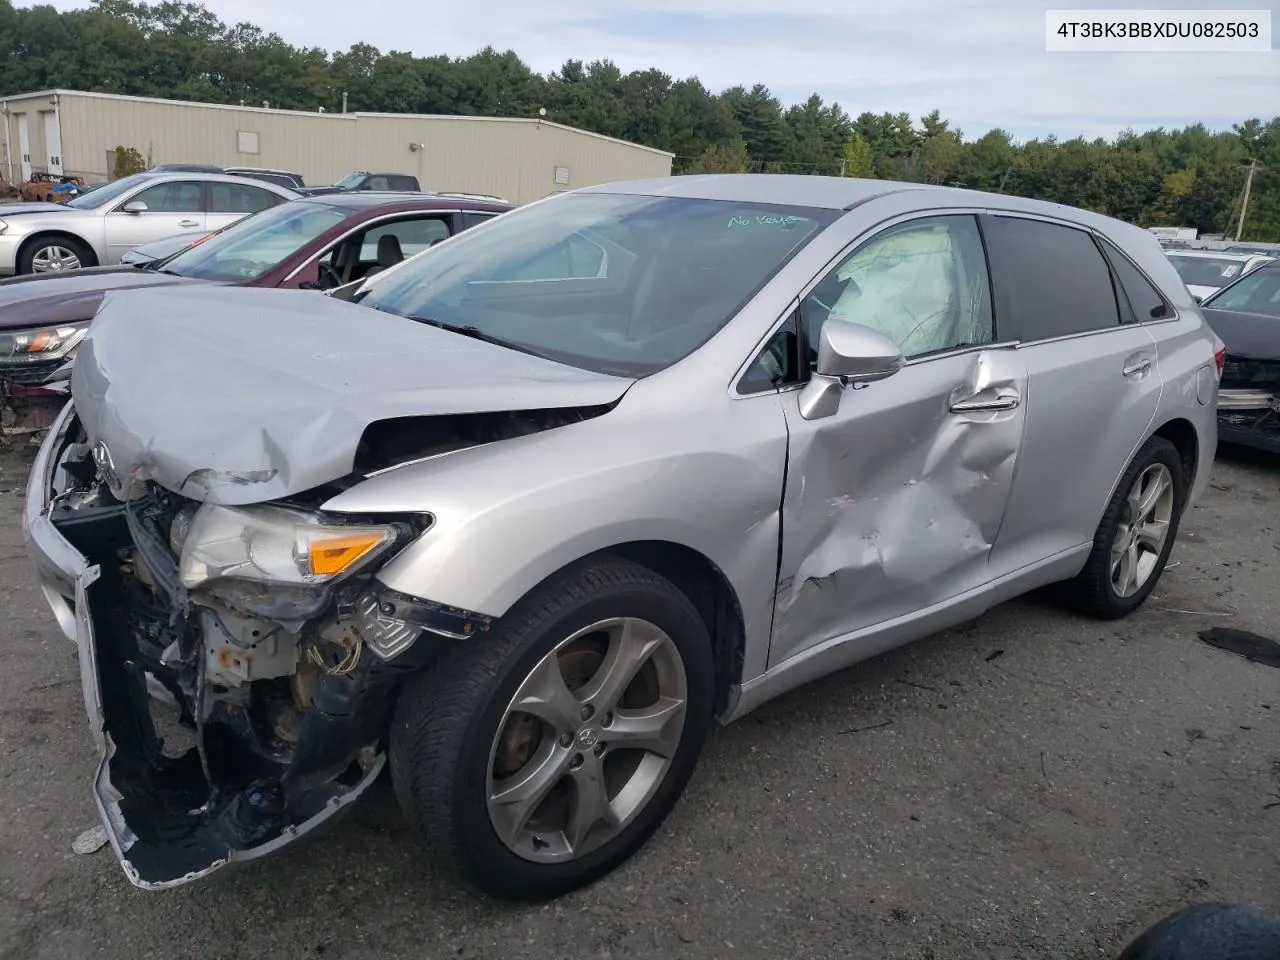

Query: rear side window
left=359, top=217, right=450, bottom=260
left=210, top=182, right=277, bottom=213
left=462, top=211, right=498, bottom=230
left=985, top=216, right=1121, bottom=340
left=1098, top=237, right=1172, bottom=321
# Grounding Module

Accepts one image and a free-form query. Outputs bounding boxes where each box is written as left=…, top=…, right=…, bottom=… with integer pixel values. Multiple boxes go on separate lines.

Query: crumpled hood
left=71, top=285, right=635, bottom=505
left=1203, top=307, right=1280, bottom=361
left=0, top=269, right=200, bottom=330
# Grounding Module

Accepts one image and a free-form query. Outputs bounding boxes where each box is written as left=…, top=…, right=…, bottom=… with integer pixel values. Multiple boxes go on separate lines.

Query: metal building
left=0, top=89, right=674, bottom=203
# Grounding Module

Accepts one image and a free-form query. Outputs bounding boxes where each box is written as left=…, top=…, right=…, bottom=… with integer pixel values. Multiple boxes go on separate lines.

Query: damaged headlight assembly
left=175, top=502, right=432, bottom=658
left=0, top=322, right=89, bottom=366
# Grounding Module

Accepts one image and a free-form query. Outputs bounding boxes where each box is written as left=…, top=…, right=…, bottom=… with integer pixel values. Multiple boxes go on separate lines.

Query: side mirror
left=814, top=319, right=904, bottom=383
left=1192, top=295, right=1203, bottom=305
left=121, top=200, right=148, bottom=214
left=799, top=319, right=903, bottom=421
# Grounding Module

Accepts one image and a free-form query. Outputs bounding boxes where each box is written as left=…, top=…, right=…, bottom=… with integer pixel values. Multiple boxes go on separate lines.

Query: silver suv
left=24, top=174, right=1221, bottom=900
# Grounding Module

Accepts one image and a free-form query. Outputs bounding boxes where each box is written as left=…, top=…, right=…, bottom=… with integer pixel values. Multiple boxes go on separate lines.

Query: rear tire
left=1062, top=435, right=1185, bottom=620
left=389, top=556, right=714, bottom=901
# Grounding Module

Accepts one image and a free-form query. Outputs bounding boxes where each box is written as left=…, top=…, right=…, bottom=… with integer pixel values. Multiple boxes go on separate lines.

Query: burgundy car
left=0, top=192, right=512, bottom=389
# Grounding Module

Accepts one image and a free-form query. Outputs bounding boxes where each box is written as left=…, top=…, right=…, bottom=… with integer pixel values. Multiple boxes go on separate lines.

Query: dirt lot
left=1, top=440, right=1279, bottom=960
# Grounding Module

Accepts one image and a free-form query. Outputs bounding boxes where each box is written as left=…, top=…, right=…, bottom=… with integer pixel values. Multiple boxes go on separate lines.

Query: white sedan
left=1165, top=249, right=1276, bottom=301
left=0, top=171, right=298, bottom=275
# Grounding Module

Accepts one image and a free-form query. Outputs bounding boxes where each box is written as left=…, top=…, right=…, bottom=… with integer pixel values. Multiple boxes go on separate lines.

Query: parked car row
left=149, top=163, right=309, bottom=190
left=0, top=171, right=300, bottom=275
left=0, top=190, right=511, bottom=386
left=147, top=164, right=430, bottom=194
left=16, top=172, right=1230, bottom=905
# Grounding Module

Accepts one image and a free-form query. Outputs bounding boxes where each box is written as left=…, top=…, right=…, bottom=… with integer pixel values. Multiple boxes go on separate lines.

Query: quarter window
left=740, top=313, right=801, bottom=393
left=986, top=217, right=1122, bottom=340
left=801, top=214, right=994, bottom=362
left=1098, top=237, right=1171, bottom=321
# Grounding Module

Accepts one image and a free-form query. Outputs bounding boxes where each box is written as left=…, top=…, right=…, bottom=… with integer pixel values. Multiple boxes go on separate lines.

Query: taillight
left=1213, top=339, right=1227, bottom=379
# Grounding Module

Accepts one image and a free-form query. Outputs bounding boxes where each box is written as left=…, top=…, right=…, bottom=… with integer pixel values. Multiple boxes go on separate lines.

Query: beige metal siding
left=13, top=91, right=672, bottom=202
left=57, top=91, right=362, bottom=182
left=356, top=115, right=672, bottom=202
left=1, top=92, right=59, bottom=182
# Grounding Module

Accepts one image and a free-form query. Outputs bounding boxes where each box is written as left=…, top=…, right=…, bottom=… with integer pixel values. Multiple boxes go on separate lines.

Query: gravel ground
left=1, top=440, right=1279, bottom=960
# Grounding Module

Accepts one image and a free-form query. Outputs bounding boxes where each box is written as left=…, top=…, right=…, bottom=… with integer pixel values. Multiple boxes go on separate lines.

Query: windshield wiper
left=406, top=315, right=553, bottom=361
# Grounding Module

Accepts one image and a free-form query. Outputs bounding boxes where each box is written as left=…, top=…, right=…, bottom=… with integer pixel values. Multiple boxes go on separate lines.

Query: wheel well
left=18, top=231, right=98, bottom=269
left=595, top=541, right=745, bottom=718
left=1152, top=418, right=1199, bottom=493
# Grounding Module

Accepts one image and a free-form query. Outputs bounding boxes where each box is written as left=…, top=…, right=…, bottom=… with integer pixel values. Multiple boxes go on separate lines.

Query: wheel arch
left=17, top=230, right=99, bottom=271
left=505, top=540, right=747, bottom=720
left=1150, top=416, right=1200, bottom=499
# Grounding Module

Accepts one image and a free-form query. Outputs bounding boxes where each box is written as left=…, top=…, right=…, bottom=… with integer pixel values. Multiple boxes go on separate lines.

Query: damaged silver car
left=25, top=175, right=1220, bottom=901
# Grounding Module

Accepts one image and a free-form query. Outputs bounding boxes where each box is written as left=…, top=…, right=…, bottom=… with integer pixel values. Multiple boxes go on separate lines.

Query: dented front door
left=768, top=346, right=1029, bottom=668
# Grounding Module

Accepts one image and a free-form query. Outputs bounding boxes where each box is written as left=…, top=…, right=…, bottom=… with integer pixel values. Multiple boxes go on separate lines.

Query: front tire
left=1063, top=435, right=1185, bottom=620
left=18, top=235, right=94, bottom=274
left=389, top=556, right=714, bottom=901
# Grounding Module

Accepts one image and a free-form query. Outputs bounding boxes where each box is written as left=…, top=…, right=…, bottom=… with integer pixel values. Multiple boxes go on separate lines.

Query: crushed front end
left=23, top=402, right=471, bottom=889
left=1218, top=355, right=1280, bottom=453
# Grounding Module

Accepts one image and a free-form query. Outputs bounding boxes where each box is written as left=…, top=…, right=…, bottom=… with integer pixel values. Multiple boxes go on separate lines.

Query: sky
left=39, top=0, right=1280, bottom=142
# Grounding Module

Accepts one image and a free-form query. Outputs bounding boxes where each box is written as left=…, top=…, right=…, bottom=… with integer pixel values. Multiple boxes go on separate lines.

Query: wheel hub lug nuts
left=558, top=732, right=573, bottom=748
left=580, top=705, right=594, bottom=721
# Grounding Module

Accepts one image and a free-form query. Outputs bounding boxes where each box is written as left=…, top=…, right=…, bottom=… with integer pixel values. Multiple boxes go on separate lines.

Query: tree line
left=3, top=0, right=1278, bottom=240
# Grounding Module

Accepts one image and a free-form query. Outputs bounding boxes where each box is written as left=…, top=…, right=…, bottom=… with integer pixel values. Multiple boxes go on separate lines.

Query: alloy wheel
left=1110, top=462, right=1175, bottom=599
left=486, top=616, right=688, bottom=863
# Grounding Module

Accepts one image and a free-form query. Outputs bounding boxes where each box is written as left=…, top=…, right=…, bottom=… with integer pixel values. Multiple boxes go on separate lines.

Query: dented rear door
left=768, top=211, right=1028, bottom=669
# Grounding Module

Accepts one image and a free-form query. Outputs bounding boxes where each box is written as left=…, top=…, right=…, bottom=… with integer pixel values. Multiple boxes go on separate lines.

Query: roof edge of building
left=0, top=89, right=674, bottom=158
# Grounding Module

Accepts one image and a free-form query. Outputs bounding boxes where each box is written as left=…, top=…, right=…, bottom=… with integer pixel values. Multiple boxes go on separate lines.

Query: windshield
left=65, top=173, right=153, bottom=210
left=354, top=192, right=838, bottom=377
left=1167, top=255, right=1249, bottom=289
left=160, top=200, right=348, bottom=281
left=1203, top=269, right=1280, bottom=317
left=335, top=173, right=365, bottom=189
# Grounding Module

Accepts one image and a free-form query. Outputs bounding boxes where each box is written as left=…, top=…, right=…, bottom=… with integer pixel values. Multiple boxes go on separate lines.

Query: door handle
left=949, top=392, right=1020, bottom=413
left=1123, top=357, right=1153, bottom=377
left=178, top=219, right=199, bottom=228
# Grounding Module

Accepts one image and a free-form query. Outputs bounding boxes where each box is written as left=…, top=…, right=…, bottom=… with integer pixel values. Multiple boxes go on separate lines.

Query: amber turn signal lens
left=308, top=532, right=389, bottom=577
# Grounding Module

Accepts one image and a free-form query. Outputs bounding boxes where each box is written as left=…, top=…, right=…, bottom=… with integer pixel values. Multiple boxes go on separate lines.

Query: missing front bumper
left=24, top=403, right=413, bottom=889
left=71, top=567, right=388, bottom=889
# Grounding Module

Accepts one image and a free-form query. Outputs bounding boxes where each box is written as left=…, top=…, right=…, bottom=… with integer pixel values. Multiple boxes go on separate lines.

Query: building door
left=17, top=114, right=31, bottom=180
left=42, top=110, right=63, bottom=175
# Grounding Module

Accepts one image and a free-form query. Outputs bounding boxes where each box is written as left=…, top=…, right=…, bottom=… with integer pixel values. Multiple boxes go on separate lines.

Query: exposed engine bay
left=41, top=411, right=525, bottom=887
left=353, top=404, right=613, bottom=474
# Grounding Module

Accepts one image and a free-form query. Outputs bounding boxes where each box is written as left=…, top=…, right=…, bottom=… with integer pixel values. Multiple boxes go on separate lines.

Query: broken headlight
left=178, top=503, right=398, bottom=590
left=0, top=322, right=88, bottom=366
